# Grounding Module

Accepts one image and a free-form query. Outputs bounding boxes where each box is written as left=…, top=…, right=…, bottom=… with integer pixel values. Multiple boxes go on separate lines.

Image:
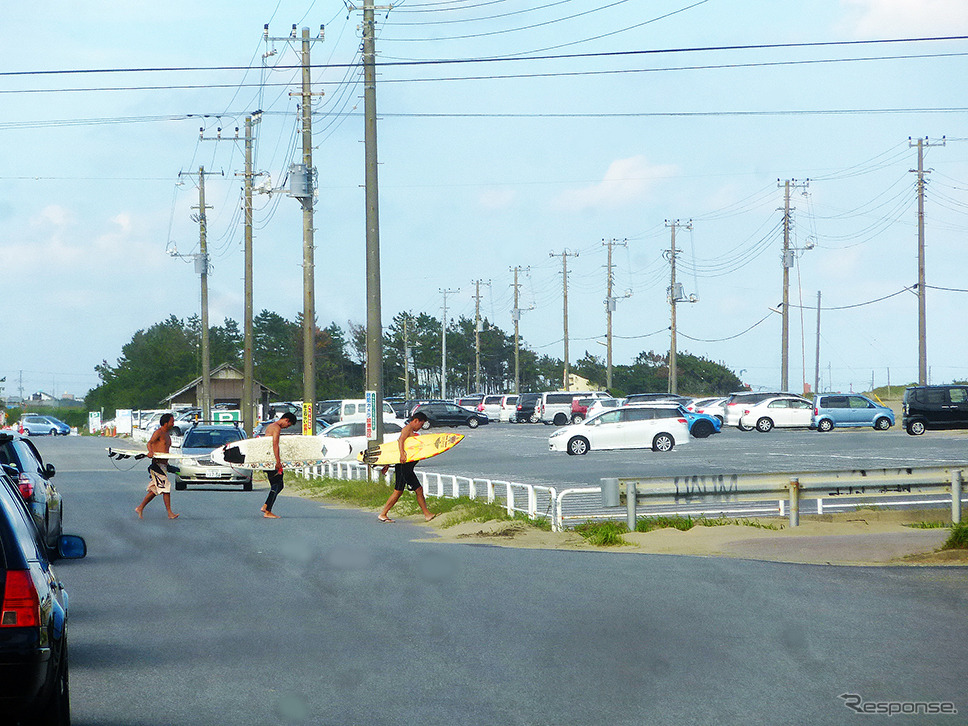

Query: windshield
left=183, top=429, right=244, bottom=449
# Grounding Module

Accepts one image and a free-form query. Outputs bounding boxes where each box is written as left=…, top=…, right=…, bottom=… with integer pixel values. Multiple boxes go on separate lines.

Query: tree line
left=84, top=312, right=744, bottom=412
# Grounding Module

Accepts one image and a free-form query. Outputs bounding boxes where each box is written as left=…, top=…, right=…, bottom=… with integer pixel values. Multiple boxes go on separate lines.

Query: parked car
left=330, top=399, right=399, bottom=425
left=318, top=421, right=403, bottom=460
left=687, top=397, right=727, bottom=423
left=672, top=404, right=722, bottom=438
left=477, top=395, right=506, bottom=421
left=252, top=417, right=330, bottom=437
left=412, top=402, right=489, bottom=429
left=513, top=393, right=541, bottom=423
left=0, top=474, right=86, bottom=725
left=170, top=424, right=253, bottom=491
left=903, top=385, right=968, bottom=435
left=455, top=395, right=484, bottom=411
left=738, top=396, right=814, bottom=432
left=401, top=399, right=448, bottom=419
left=585, top=398, right=621, bottom=420
left=723, top=391, right=786, bottom=429
left=43, top=417, right=71, bottom=436
left=548, top=404, right=690, bottom=455
left=384, top=398, right=409, bottom=418
left=19, top=415, right=66, bottom=437
left=316, top=400, right=343, bottom=425
left=624, top=393, right=691, bottom=407
left=0, top=433, right=62, bottom=553
left=498, top=395, right=519, bottom=422
left=570, top=394, right=616, bottom=424
left=812, top=394, right=894, bottom=432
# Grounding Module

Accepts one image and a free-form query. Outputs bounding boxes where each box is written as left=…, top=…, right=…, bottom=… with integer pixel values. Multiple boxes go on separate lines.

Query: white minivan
left=549, top=404, right=690, bottom=455
left=337, top=399, right=399, bottom=425
left=538, top=390, right=611, bottom=426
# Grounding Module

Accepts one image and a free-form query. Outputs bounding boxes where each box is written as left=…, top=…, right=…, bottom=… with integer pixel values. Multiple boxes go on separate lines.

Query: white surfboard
left=210, top=435, right=352, bottom=470
left=107, top=447, right=192, bottom=462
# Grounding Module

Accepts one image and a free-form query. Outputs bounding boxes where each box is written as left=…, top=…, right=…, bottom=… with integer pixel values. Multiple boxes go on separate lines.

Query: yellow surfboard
left=358, top=432, right=464, bottom=466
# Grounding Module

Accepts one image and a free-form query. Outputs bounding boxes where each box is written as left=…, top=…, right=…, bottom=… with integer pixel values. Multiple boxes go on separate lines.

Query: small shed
left=161, top=363, right=277, bottom=412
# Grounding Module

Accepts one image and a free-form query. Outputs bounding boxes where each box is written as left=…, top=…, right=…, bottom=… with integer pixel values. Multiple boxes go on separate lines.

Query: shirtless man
left=260, top=412, right=296, bottom=519
left=377, top=411, right=436, bottom=523
left=135, top=413, right=179, bottom=519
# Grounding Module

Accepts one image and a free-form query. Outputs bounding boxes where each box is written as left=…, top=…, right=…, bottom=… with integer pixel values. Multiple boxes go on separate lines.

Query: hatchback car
left=812, top=394, right=894, bottom=432
left=318, top=421, right=403, bottom=460
left=903, top=385, right=968, bottom=435
left=19, top=415, right=65, bottom=437
left=0, top=434, right=62, bottom=554
left=723, top=391, right=787, bottom=429
left=476, top=395, right=506, bottom=421
left=0, top=470, right=86, bottom=725
left=739, top=396, right=814, bottom=432
left=413, top=402, right=489, bottom=429
left=548, top=404, right=690, bottom=455
left=170, top=424, right=254, bottom=491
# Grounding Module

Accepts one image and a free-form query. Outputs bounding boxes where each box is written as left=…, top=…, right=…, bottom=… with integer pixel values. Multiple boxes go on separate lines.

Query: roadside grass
left=941, top=522, right=968, bottom=550
left=575, top=515, right=783, bottom=546
left=904, top=521, right=950, bottom=529
left=286, top=473, right=553, bottom=531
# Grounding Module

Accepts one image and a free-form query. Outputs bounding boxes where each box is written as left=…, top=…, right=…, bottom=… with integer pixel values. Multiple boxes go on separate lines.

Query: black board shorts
left=393, top=462, right=421, bottom=492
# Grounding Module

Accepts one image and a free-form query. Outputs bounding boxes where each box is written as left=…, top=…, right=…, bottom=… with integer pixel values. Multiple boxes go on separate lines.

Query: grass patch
left=941, top=522, right=968, bottom=550
left=574, top=521, right=629, bottom=546
left=636, top=515, right=696, bottom=533
left=904, top=521, right=950, bottom=529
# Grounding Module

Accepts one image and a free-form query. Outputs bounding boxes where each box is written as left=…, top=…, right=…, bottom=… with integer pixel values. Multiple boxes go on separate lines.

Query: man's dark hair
left=160, top=413, right=174, bottom=426
left=411, top=411, right=428, bottom=423
left=280, top=412, right=298, bottom=424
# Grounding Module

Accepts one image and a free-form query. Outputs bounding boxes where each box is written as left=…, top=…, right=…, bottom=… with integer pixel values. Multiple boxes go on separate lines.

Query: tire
left=421, top=419, right=431, bottom=430
left=817, top=419, right=833, bottom=433
left=242, top=479, right=253, bottom=492
left=755, top=417, right=774, bottom=433
left=907, top=420, right=926, bottom=436
left=553, top=413, right=568, bottom=426
left=571, top=414, right=584, bottom=424
left=529, top=412, right=540, bottom=424
left=567, top=436, right=589, bottom=456
left=174, top=480, right=186, bottom=491
left=467, top=417, right=480, bottom=429
left=737, top=422, right=754, bottom=432
left=714, top=415, right=724, bottom=425
left=35, top=637, right=69, bottom=726
left=874, top=417, right=892, bottom=431
left=691, top=421, right=713, bottom=439
left=652, top=433, right=675, bottom=452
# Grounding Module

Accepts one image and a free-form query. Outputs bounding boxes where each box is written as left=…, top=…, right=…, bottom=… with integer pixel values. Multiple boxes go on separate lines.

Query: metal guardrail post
left=953, top=470, right=963, bottom=525
left=789, top=478, right=800, bottom=527
left=626, top=480, right=637, bottom=530
left=601, top=478, right=620, bottom=508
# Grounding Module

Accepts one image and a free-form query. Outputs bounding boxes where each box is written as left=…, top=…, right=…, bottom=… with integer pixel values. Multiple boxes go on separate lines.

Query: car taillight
left=17, top=474, right=32, bottom=500
left=814, top=407, right=819, bottom=415
left=1, top=570, right=40, bottom=627
left=678, top=418, right=687, bottom=424
left=477, top=404, right=484, bottom=411
left=743, top=409, right=750, bottom=415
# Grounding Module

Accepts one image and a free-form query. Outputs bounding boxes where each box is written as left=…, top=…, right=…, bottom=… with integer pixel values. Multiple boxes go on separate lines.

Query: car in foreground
left=170, top=424, right=253, bottom=491
left=902, top=385, right=968, bottom=435
left=0, top=433, right=62, bottom=554
left=738, top=396, right=814, bottom=432
left=812, top=394, right=894, bottom=431
left=0, top=469, right=86, bottom=725
left=548, top=404, right=690, bottom=455
left=412, top=402, right=489, bottom=429
left=318, top=421, right=403, bottom=460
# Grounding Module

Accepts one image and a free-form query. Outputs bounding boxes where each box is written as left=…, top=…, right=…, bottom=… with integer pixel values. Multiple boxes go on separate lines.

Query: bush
left=941, top=522, right=968, bottom=550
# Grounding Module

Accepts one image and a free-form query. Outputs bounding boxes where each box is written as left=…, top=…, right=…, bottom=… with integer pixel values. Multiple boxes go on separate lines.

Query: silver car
left=170, top=424, right=253, bottom=491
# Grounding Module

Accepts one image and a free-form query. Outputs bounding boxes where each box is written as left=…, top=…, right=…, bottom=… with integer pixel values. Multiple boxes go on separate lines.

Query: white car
left=498, top=395, right=519, bottom=422
left=688, top=397, right=726, bottom=423
left=585, top=398, right=621, bottom=420
left=548, top=404, right=690, bottom=455
left=318, top=421, right=403, bottom=461
left=477, top=394, right=506, bottom=421
left=738, top=396, right=814, bottom=432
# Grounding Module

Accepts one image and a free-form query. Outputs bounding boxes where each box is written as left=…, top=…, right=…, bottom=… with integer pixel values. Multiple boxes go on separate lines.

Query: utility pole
left=814, top=291, right=821, bottom=396
left=401, top=314, right=411, bottom=399
left=777, top=179, right=809, bottom=392
left=439, top=288, right=459, bottom=399
left=603, top=238, right=631, bottom=392
left=909, top=136, right=945, bottom=386
left=471, top=279, right=491, bottom=393
left=177, top=166, right=221, bottom=420
left=550, top=250, right=579, bottom=391
left=509, top=266, right=532, bottom=395
left=664, top=220, right=696, bottom=394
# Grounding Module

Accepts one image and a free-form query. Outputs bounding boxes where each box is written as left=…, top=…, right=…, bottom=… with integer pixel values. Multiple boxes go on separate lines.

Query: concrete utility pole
left=777, top=179, right=809, bottom=392
left=814, top=291, right=821, bottom=396
left=471, top=279, right=491, bottom=393
left=664, top=220, right=695, bottom=395
left=603, top=238, right=630, bottom=392
left=550, top=250, right=579, bottom=391
left=439, top=288, right=459, bottom=399
left=509, top=266, right=532, bottom=395
left=909, top=136, right=945, bottom=386
left=401, top=314, right=411, bottom=399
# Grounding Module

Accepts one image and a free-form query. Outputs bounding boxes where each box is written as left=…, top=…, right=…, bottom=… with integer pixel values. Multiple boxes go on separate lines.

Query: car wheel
left=421, top=419, right=431, bottom=430
left=174, top=480, right=186, bottom=491
left=714, top=415, right=724, bottom=425
left=571, top=414, right=584, bottom=424
left=567, top=436, right=589, bottom=456
left=35, top=636, right=69, bottom=726
left=874, top=417, right=892, bottom=431
left=907, top=420, right=925, bottom=436
left=529, top=412, right=540, bottom=423
left=737, top=422, right=754, bottom=432
left=553, top=413, right=568, bottom=426
left=691, top=421, right=712, bottom=439
left=468, top=417, right=480, bottom=428
left=652, top=433, right=675, bottom=452
left=755, top=417, right=774, bottom=433
left=817, top=419, right=833, bottom=432
left=242, top=479, right=253, bottom=492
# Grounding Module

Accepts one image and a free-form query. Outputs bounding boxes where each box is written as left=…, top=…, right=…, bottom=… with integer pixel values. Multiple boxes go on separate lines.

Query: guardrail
left=600, top=465, right=966, bottom=529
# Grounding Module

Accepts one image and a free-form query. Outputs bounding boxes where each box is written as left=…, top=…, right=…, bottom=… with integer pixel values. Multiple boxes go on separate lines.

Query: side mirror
left=45, top=463, right=56, bottom=478
left=57, top=535, right=86, bottom=560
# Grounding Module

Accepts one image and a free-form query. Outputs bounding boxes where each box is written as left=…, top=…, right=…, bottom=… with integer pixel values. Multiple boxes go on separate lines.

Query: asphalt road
left=29, top=435, right=968, bottom=725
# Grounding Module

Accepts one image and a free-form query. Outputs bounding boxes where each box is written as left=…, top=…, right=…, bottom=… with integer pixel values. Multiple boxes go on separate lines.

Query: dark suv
left=0, top=468, right=86, bottom=724
left=0, top=434, right=62, bottom=554
left=902, top=385, right=968, bottom=435
left=513, top=393, right=541, bottom=423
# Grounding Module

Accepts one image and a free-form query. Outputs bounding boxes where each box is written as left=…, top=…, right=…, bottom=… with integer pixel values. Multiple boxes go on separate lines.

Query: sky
left=2, top=0, right=967, bottom=402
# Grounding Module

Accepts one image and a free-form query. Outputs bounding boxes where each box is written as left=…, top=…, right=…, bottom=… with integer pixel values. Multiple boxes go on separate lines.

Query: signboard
left=302, top=401, right=313, bottom=436
left=365, top=390, right=376, bottom=440
left=88, top=411, right=102, bottom=433
left=212, top=409, right=240, bottom=423
left=115, top=409, right=133, bottom=436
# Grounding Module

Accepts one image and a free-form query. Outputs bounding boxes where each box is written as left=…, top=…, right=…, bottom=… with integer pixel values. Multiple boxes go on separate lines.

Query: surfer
left=135, top=413, right=179, bottom=520
left=261, top=412, right=297, bottom=519
left=378, top=411, right=436, bottom=523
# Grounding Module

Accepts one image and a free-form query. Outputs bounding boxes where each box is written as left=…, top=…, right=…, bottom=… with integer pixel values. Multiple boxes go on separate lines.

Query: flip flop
left=377, top=516, right=394, bottom=523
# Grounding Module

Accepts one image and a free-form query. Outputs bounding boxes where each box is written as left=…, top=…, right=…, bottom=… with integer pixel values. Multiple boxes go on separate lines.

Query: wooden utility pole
left=509, top=266, right=531, bottom=395
left=550, top=250, right=579, bottom=391
left=814, top=290, right=821, bottom=396
left=241, top=113, right=260, bottom=434
left=777, top=180, right=809, bottom=392
left=439, top=288, right=459, bottom=399
left=603, top=238, right=630, bottom=392
left=471, top=279, right=491, bottom=393
left=664, top=220, right=693, bottom=395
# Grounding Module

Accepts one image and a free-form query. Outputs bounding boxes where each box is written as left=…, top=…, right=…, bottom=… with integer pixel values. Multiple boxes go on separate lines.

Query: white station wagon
left=548, top=404, right=690, bottom=456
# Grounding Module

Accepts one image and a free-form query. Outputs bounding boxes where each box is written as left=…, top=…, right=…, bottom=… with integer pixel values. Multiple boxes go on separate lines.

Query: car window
left=623, top=408, right=654, bottom=422
left=184, top=429, right=244, bottom=448
left=344, top=404, right=357, bottom=415
left=326, top=424, right=352, bottom=438
left=790, top=400, right=812, bottom=409
left=950, top=388, right=968, bottom=403
left=768, top=400, right=789, bottom=409
left=547, top=394, right=574, bottom=405
left=923, top=389, right=946, bottom=405
left=824, top=396, right=848, bottom=408
left=591, top=411, right=623, bottom=425
left=653, top=408, right=680, bottom=419
left=848, top=397, right=872, bottom=409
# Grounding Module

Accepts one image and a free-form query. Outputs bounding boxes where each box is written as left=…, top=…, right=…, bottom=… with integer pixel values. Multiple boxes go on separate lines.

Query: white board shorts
left=147, top=460, right=171, bottom=495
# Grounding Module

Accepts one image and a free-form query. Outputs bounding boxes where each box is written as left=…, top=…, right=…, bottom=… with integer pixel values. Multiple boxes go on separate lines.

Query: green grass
left=941, top=522, right=968, bottom=550
left=574, top=521, right=629, bottom=546
left=904, top=521, right=950, bottom=529
left=574, top=514, right=782, bottom=545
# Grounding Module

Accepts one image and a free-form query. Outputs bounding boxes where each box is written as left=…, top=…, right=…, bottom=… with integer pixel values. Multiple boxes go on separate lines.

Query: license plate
left=204, top=469, right=222, bottom=479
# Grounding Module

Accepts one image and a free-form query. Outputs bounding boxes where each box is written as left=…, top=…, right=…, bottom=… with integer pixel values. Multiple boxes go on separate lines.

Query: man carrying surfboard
left=261, top=412, right=296, bottom=519
left=378, top=411, right=436, bottom=523
left=135, top=413, right=179, bottom=520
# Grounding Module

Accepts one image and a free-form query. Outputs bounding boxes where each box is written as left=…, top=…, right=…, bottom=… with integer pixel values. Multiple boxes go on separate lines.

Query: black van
left=902, top=385, right=968, bottom=435
left=513, top=393, right=541, bottom=423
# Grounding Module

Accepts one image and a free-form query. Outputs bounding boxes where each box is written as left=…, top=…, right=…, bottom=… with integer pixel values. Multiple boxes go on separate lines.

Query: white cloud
left=838, top=0, right=968, bottom=36
left=554, top=156, right=679, bottom=212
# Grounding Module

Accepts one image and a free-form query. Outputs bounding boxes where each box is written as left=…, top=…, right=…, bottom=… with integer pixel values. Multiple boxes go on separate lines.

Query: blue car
left=812, top=394, right=895, bottom=432
left=19, top=415, right=68, bottom=436
left=676, top=405, right=722, bottom=439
